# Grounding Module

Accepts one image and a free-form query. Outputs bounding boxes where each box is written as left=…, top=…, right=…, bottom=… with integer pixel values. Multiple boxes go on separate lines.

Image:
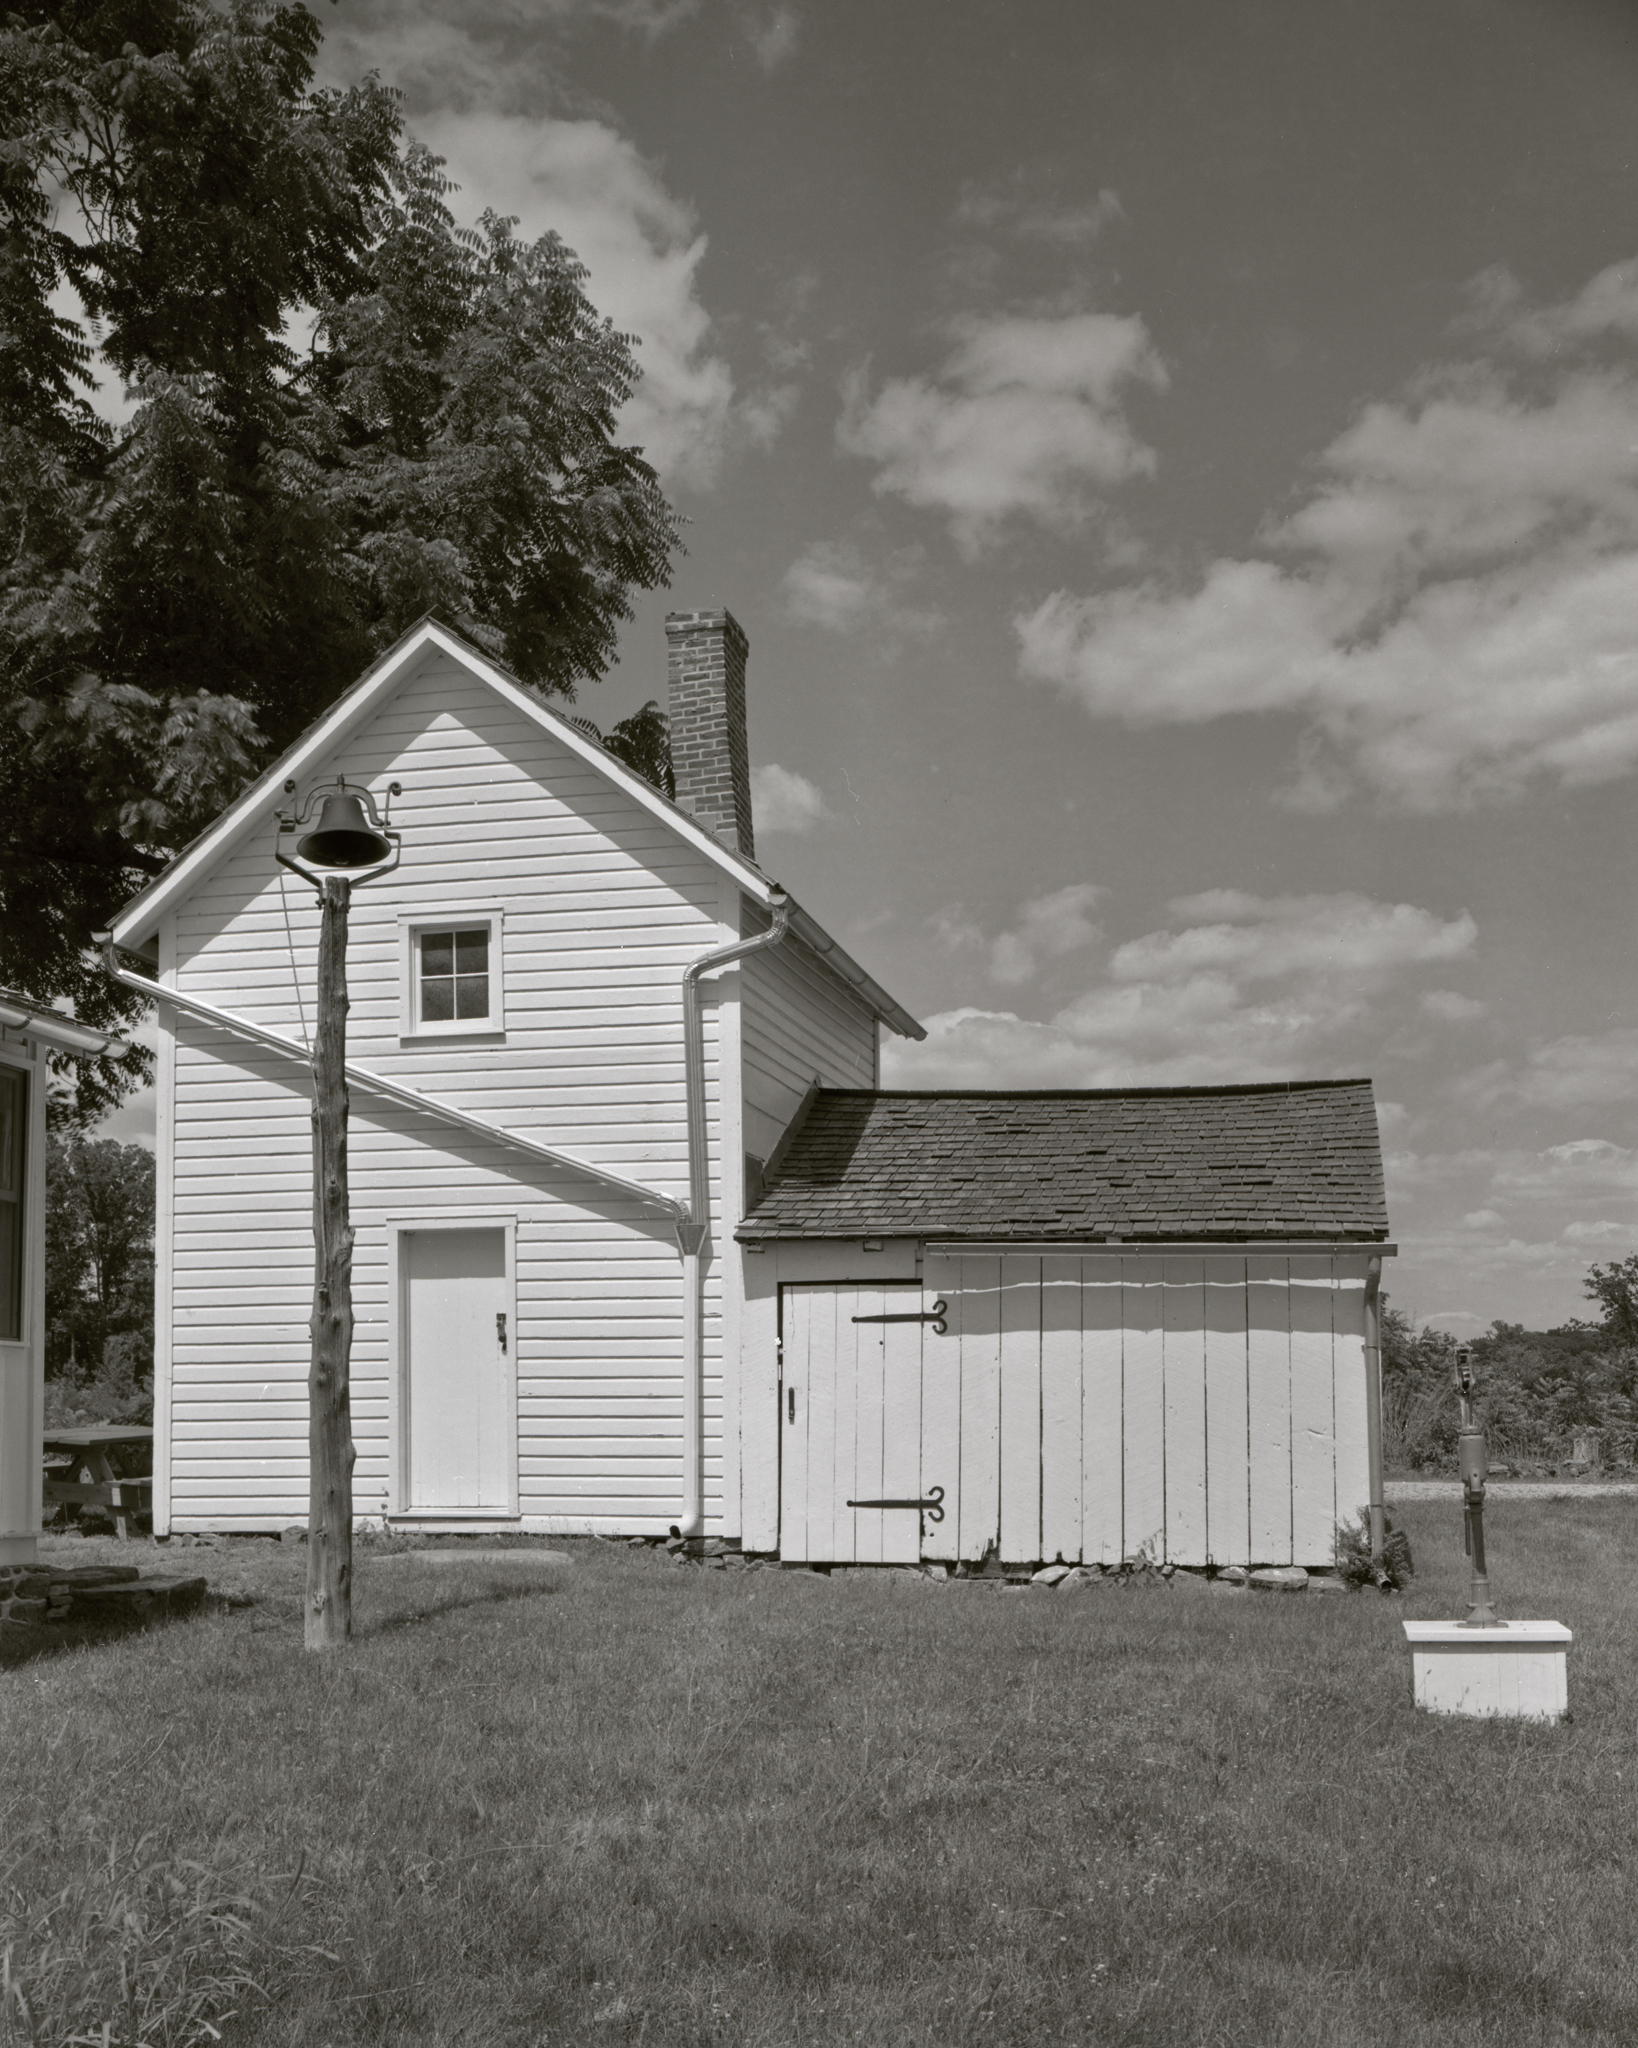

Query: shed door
left=403, top=1229, right=510, bottom=1512
left=780, top=1283, right=949, bottom=1564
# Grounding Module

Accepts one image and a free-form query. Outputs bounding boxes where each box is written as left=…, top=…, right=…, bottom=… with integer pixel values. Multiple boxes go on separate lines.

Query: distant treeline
left=1383, top=1256, right=1638, bottom=1472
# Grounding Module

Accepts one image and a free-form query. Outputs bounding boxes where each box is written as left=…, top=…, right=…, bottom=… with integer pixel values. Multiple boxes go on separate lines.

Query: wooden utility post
left=307, top=873, right=356, bottom=1649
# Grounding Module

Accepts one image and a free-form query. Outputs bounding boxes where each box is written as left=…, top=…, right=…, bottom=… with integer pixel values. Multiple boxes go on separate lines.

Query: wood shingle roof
left=737, top=1080, right=1388, bottom=1243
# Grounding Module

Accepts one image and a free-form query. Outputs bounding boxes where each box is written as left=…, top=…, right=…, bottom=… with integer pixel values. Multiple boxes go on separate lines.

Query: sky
left=95, top=0, right=1638, bottom=1333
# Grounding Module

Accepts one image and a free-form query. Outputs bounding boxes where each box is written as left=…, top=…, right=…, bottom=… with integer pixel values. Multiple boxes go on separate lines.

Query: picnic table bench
left=43, top=1425, right=154, bottom=1540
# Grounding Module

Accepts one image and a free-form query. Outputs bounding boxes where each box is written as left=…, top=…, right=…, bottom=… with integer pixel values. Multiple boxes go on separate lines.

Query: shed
left=735, top=1083, right=1393, bottom=1569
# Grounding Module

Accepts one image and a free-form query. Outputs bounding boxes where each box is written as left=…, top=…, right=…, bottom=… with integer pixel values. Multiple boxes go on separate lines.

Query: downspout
left=675, top=888, right=791, bottom=1539
left=1364, top=1253, right=1386, bottom=1562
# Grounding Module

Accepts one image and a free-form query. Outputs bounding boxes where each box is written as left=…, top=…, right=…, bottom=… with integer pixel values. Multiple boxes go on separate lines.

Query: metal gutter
left=102, top=955, right=685, bottom=1221
left=0, top=989, right=131, bottom=1059
left=782, top=901, right=925, bottom=1042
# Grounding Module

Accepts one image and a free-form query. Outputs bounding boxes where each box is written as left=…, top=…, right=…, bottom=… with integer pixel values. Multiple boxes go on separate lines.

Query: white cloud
left=738, top=3, right=798, bottom=69
left=953, top=178, right=1126, bottom=247
left=885, top=887, right=1472, bottom=1088
left=781, top=540, right=942, bottom=641
left=1563, top=1219, right=1635, bottom=1246
left=415, top=110, right=748, bottom=488
left=751, top=763, right=832, bottom=834
left=838, top=311, right=1166, bottom=555
left=1464, top=1030, right=1638, bottom=1112
left=1422, top=990, right=1487, bottom=1024
left=988, top=883, right=1106, bottom=987
left=1016, top=262, right=1638, bottom=808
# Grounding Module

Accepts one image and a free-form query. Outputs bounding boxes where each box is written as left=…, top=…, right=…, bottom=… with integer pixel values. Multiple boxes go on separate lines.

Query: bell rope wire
left=278, top=866, right=310, bottom=1050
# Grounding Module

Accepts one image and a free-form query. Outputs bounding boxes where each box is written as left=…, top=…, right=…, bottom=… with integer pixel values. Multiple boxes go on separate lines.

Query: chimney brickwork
left=665, top=609, right=755, bottom=861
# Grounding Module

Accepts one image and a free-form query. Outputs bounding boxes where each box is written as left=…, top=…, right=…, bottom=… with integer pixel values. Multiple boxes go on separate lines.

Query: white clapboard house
left=107, top=608, right=1393, bottom=1566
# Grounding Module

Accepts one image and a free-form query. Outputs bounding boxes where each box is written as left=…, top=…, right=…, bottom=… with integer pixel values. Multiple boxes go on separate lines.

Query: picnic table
left=43, top=1425, right=154, bottom=1540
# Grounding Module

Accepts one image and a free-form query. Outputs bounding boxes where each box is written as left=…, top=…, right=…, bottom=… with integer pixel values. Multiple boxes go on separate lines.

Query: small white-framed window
left=399, top=909, right=505, bottom=1039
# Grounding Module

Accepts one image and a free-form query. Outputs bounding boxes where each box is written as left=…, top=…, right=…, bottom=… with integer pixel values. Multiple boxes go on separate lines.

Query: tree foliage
left=45, top=1132, right=155, bottom=1417
left=570, top=699, right=675, bottom=800
left=1380, top=1267, right=1638, bottom=1473
left=2, top=0, right=681, bottom=1120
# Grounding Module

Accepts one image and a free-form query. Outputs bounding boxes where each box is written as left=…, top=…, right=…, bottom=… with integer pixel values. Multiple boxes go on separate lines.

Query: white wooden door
left=403, top=1229, right=510, bottom=1512
left=780, top=1283, right=948, bottom=1564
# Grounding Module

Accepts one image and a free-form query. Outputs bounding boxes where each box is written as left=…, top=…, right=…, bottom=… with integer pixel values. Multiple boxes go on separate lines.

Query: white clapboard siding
left=161, top=645, right=748, bottom=1533
left=777, top=1252, right=1375, bottom=1567
left=739, top=924, right=878, bottom=1163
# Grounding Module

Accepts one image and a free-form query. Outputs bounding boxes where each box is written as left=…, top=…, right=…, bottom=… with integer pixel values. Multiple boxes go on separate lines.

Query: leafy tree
left=1378, top=1301, right=1458, bottom=1471
left=1582, top=1254, right=1638, bottom=1347
left=571, top=699, right=675, bottom=799
left=3, top=0, right=681, bottom=1123
left=45, top=1134, right=155, bottom=1414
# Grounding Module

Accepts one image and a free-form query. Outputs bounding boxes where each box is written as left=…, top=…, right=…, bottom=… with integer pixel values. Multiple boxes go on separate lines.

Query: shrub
left=1333, top=1509, right=1415, bottom=1593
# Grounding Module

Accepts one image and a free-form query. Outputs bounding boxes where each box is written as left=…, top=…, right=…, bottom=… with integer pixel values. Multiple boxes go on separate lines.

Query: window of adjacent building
left=0, top=1065, right=25, bottom=1343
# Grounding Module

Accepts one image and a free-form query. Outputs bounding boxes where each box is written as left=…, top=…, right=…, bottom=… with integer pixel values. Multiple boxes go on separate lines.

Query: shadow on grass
left=1, top=1564, right=565, bottom=1669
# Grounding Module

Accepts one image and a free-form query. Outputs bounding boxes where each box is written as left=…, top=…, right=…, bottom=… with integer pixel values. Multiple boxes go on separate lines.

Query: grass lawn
left=4, top=1500, right=1637, bottom=2048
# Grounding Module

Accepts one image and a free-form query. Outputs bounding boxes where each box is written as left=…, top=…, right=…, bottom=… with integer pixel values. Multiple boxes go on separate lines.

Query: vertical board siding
left=780, top=1288, right=810, bottom=1559
left=1121, top=1259, right=1167, bottom=1563
left=165, top=649, right=737, bottom=1531
left=880, top=1311, right=923, bottom=1566
left=776, top=1253, right=1373, bottom=1568
left=1080, top=1264, right=1125, bottom=1565
left=1162, top=1260, right=1209, bottom=1564
left=1246, top=1256, right=1294, bottom=1565
left=955, top=1258, right=1002, bottom=1563
left=998, top=1259, right=1043, bottom=1565
left=1289, top=1256, right=1339, bottom=1562
left=1039, top=1256, right=1083, bottom=1564
left=1203, top=1257, right=1250, bottom=1567
left=919, top=1257, right=963, bottom=1563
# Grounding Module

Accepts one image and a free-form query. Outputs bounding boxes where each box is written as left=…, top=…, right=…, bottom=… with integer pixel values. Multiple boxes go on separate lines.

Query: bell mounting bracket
left=275, top=776, right=404, bottom=889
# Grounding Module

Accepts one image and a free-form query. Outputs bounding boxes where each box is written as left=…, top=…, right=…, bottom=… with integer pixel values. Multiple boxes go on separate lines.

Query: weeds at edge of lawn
left=0, top=1823, right=313, bottom=2048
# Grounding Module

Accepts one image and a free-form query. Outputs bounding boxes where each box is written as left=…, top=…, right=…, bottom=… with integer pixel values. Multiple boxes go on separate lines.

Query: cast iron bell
left=296, top=791, right=393, bottom=870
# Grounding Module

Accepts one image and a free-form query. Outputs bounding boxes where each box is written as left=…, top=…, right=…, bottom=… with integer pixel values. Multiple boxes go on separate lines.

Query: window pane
left=421, top=978, right=454, bottom=1022
left=421, top=932, right=454, bottom=977
left=455, top=929, right=488, bottom=973
left=455, top=975, right=490, bottom=1021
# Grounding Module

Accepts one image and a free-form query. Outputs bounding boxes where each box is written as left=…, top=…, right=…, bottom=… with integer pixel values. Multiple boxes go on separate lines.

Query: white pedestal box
left=1403, top=1620, right=1572, bottom=1720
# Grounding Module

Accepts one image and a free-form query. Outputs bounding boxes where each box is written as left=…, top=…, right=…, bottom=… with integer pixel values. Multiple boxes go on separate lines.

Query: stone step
left=68, top=1576, right=209, bottom=1620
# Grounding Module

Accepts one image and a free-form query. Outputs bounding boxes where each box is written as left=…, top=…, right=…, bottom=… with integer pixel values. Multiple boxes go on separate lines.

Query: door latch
left=851, top=1299, right=948, bottom=1335
left=496, top=1312, right=508, bottom=1354
left=846, top=1484, right=945, bottom=1523
left=787, top=1386, right=796, bottom=1424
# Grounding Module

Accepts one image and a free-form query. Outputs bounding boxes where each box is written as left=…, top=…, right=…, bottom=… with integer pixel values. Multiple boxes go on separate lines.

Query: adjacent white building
left=0, top=991, right=130, bottom=1568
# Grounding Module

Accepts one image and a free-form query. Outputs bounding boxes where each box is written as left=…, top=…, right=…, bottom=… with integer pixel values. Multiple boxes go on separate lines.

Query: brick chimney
left=665, top=608, right=755, bottom=861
